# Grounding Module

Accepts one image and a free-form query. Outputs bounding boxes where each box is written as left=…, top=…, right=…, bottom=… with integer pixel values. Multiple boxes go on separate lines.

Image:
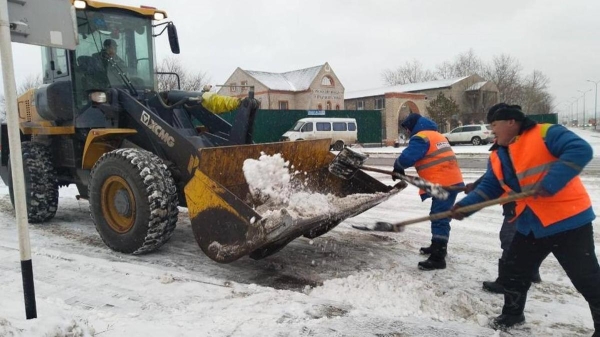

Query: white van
left=281, top=118, right=358, bottom=150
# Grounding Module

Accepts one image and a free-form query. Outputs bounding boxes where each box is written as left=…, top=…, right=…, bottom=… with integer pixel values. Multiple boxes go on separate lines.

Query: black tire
left=89, top=148, right=179, bottom=254
left=471, top=137, right=482, bottom=146
left=332, top=140, right=344, bottom=151
left=7, top=142, right=58, bottom=223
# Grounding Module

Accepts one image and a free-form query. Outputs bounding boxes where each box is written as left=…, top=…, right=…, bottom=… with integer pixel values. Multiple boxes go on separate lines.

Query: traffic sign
left=7, top=0, right=77, bottom=50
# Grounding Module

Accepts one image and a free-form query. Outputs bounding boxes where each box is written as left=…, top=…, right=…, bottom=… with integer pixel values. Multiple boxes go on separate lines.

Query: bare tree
left=383, top=50, right=555, bottom=116
left=483, top=54, right=523, bottom=103
left=450, top=49, right=484, bottom=78
left=382, top=59, right=437, bottom=85
left=0, top=74, right=42, bottom=121
left=155, top=57, right=210, bottom=92
left=520, top=70, right=553, bottom=114
left=435, top=61, right=456, bottom=79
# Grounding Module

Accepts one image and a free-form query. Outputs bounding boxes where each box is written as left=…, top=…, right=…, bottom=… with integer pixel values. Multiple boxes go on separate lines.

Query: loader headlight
left=73, top=0, right=86, bottom=9
left=89, top=91, right=107, bottom=103
left=153, top=12, right=165, bottom=20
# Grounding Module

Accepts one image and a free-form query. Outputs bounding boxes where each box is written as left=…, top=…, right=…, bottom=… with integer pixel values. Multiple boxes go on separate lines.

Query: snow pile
left=243, top=152, right=334, bottom=218
left=310, top=267, right=497, bottom=325
left=243, top=152, right=295, bottom=205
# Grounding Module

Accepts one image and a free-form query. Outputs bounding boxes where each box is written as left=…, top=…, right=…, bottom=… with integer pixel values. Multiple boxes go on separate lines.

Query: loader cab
left=39, top=1, right=177, bottom=114
left=71, top=5, right=159, bottom=109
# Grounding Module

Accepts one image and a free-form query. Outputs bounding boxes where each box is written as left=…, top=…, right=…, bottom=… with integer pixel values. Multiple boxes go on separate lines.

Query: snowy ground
left=0, top=127, right=599, bottom=337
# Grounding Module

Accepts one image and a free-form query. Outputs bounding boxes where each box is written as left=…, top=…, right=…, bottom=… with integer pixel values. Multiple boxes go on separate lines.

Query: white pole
left=0, top=0, right=37, bottom=319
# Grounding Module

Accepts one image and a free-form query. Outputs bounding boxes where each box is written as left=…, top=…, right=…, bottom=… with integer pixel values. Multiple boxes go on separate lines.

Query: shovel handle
left=358, top=166, right=467, bottom=192
left=390, top=190, right=535, bottom=229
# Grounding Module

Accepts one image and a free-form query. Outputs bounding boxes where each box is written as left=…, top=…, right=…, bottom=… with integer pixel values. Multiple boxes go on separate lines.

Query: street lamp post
left=572, top=96, right=579, bottom=126
left=577, top=89, right=591, bottom=128
left=587, top=80, right=600, bottom=130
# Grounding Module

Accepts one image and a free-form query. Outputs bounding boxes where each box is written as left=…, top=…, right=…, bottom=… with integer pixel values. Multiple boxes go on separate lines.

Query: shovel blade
left=328, top=147, right=369, bottom=180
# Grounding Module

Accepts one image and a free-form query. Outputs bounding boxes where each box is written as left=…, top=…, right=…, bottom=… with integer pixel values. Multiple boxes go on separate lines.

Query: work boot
left=483, top=259, right=506, bottom=294
left=491, top=288, right=528, bottom=330
left=490, top=313, right=525, bottom=330
left=419, top=244, right=433, bottom=255
left=418, top=241, right=447, bottom=270
left=483, top=280, right=505, bottom=294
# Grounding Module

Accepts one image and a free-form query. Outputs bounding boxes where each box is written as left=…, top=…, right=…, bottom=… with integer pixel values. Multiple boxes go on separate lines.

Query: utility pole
left=572, top=96, right=579, bottom=126
left=587, top=80, right=600, bottom=131
left=577, top=89, right=591, bottom=128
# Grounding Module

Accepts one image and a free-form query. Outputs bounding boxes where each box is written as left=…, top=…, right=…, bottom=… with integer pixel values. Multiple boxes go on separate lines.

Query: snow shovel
left=352, top=190, right=535, bottom=232
left=328, top=147, right=464, bottom=200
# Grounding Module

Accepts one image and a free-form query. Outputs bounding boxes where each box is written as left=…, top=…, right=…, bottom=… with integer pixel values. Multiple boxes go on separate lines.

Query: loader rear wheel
left=7, top=142, right=59, bottom=223
left=89, top=148, right=179, bottom=254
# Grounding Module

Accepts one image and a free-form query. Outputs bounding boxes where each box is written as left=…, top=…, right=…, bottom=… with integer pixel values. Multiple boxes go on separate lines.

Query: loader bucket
left=184, top=138, right=403, bottom=263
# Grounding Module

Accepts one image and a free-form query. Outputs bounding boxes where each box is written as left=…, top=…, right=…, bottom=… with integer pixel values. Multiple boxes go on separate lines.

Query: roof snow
left=466, top=81, right=488, bottom=91
left=345, top=76, right=470, bottom=99
left=244, top=65, right=323, bottom=91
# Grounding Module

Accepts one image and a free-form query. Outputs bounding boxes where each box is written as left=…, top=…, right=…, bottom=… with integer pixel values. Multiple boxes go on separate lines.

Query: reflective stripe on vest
left=490, top=124, right=591, bottom=227
left=414, top=130, right=463, bottom=194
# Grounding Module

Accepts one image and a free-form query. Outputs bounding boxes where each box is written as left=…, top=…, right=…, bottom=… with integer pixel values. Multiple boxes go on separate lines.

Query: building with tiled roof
left=218, top=62, right=344, bottom=110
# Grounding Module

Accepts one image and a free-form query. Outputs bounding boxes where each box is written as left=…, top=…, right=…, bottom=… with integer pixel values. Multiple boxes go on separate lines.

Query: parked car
left=443, top=124, right=494, bottom=146
left=281, top=118, right=358, bottom=150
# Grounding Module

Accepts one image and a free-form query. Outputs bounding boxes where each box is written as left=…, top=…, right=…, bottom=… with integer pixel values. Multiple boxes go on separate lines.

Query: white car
left=443, top=124, right=494, bottom=146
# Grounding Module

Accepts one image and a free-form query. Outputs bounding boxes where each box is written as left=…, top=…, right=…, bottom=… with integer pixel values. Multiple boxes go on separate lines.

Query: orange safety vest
left=414, top=130, right=463, bottom=195
left=490, top=124, right=591, bottom=227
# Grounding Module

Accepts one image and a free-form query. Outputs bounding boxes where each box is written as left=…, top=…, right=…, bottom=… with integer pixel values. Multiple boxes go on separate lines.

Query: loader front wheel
left=89, top=148, right=179, bottom=254
left=7, top=142, right=59, bottom=223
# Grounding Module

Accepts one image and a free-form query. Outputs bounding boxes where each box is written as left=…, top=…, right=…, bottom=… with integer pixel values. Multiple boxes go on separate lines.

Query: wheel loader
left=0, top=0, right=404, bottom=263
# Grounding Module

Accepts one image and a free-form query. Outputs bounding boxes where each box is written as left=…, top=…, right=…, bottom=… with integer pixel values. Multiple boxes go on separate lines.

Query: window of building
left=375, top=98, right=385, bottom=110
left=326, top=101, right=332, bottom=110
left=332, top=122, right=347, bottom=131
left=316, top=122, right=331, bottom=131
left=241, top=80, right=248, bottom=91
left=335, top=104, right=340, bottom=110
left=357, top=101, right=364, bottom=111
left=321, top=76, right=333, bottom=86
left=231, top=83, right=237, bottom=92
left=318, top=104, right=323, bottom=110
left=279, top=101, right=289, bottom=110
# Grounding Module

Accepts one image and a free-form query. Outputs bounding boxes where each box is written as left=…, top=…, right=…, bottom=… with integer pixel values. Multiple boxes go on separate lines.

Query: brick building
left=344, top=74, right=498, bottom=145
left=218, top=62, right=344, bottom=110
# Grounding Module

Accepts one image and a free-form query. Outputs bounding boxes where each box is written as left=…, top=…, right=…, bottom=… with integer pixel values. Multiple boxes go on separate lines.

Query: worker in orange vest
left=451, top=103, right=600, bottom=334
left=392, top=113, right=464, bottom=270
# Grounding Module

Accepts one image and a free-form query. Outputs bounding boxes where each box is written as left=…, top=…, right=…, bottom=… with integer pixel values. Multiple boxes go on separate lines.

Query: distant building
left=344, top=74, right=498, bottom=145
left=218, top=62, right=345, bottom=110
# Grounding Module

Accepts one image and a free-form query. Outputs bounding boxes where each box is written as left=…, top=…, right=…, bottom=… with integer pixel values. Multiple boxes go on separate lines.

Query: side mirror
left=167, top=23, right=180, bottom=54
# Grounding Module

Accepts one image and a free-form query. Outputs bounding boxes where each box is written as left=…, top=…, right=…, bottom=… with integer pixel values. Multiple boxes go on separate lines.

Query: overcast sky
left=2, top=0, right=600, bottom=121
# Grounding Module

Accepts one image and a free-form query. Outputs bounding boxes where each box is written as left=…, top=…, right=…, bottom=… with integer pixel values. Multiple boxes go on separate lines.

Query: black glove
left=449, top=204, right=465, bottom=220
left=392, top=167, right=405, bottom=181
left=464, top=183, right=476, bottom=194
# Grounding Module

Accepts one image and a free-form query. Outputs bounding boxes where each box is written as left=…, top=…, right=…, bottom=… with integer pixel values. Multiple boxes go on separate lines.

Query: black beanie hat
left=487, top=103, right=525, bottom=123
